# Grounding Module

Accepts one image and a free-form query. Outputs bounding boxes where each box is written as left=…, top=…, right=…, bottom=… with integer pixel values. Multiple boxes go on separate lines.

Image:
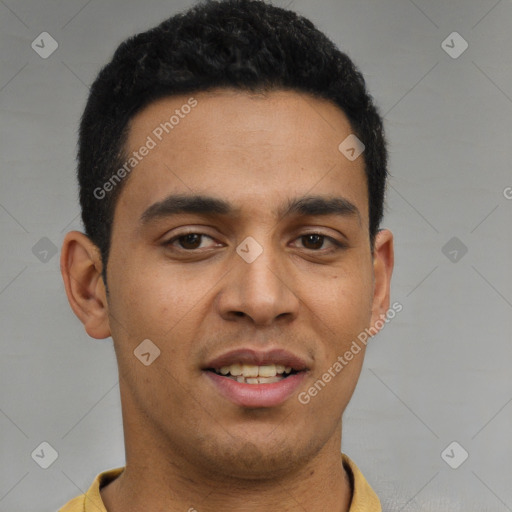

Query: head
left=77, top=0, right=387, bottom=273
left=62, top=0, right=393, bottom=482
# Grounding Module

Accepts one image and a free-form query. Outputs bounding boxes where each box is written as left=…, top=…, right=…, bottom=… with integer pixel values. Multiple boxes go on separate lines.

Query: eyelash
left=163, top=232, right=346, bottom=253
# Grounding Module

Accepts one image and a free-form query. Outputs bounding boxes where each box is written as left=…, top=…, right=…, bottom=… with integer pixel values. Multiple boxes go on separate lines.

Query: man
left=59, top=0, right=394, bottom=510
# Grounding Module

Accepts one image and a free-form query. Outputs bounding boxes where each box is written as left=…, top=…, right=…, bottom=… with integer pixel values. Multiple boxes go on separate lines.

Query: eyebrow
left=139, top=193, right=361, bottom=224
left=279, top=195, right=360, bottom=221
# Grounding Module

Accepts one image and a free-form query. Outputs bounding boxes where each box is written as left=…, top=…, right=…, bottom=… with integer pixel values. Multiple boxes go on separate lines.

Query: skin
left=61, top=88, right=394, bottom=512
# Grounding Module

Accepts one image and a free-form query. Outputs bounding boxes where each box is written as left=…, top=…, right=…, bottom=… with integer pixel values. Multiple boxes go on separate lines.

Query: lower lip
left=204, top=371, right=307, bottom=408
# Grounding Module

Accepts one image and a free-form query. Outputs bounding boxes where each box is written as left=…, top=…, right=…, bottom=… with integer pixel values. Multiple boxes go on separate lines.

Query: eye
left=292, top=233, right=344, bottom=251
left=164, top=233, right=219, bottom=251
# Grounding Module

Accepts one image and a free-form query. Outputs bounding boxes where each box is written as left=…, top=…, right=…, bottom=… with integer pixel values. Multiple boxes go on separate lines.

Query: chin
left=187, top=430, right=323, bottom=481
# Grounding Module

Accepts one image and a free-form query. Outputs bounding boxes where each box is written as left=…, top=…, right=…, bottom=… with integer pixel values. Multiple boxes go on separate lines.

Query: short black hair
left=78, top=0, right=387, bottom=274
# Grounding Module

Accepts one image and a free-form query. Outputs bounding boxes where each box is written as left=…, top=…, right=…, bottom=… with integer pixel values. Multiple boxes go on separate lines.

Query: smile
left=210, top=363, right=295, bottom=384
left=202, top=349, right=310, bottom=407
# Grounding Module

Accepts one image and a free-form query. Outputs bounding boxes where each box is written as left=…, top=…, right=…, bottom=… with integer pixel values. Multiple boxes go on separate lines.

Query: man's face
left=103, top=89, right=391, bottom=479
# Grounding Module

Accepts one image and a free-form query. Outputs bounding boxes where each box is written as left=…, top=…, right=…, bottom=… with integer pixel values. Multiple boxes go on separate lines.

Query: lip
left=204, top=370, right=307, bottom=408
left=203, top=348, right=309, bottom=371
left=202, top=347, right=310, bottom=408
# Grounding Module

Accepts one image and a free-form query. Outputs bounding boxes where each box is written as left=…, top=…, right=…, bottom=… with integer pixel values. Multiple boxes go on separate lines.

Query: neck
left=101, top=384, right=352, bottom=512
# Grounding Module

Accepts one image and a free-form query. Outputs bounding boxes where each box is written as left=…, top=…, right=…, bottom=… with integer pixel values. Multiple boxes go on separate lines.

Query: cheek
left=107, top=265, right=204, bottom=398
left=110, top=260, right=206, bottom=339
left=303, top=266, right=373, bottom=348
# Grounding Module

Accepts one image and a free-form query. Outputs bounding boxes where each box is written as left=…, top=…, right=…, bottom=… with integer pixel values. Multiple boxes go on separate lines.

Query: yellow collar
left=60, top=453, right=381, bottom=512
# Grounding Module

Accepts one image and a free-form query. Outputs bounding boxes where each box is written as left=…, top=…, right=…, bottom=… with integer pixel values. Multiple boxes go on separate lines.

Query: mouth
left=205, top=363, right=299, bottom=385
left=202, top=348, right=309, bottom=408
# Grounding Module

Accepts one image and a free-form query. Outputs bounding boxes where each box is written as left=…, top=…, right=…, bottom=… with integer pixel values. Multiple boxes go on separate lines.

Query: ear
left=60, top=231, right=111, bottom=339
left=369, top=229, right=394, bottom=331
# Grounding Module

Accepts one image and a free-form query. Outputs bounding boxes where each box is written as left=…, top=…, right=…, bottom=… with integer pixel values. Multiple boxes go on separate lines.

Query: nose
left=216, top=242, right=300, bottom=327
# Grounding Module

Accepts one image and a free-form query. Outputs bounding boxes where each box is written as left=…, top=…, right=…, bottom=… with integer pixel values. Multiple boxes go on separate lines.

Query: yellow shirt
left=59, top=453, right=381, bottom=512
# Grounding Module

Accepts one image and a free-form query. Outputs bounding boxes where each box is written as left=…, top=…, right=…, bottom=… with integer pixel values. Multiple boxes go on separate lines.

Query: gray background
left=0, top=0, right=511, bottom=510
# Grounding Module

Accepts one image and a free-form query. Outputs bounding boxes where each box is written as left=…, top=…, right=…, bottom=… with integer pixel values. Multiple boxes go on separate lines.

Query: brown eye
left=164, top=232, right=221, bottom=252
left=177, top=233, right=203, bottom=249
left=301, top=234, right=325, bottom=250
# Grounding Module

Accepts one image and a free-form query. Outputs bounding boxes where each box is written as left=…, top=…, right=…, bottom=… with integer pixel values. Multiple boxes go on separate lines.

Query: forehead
left=116, top=88, right=368, bottom=226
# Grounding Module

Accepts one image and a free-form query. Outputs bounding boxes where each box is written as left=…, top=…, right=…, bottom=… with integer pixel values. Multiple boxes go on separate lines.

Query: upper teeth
left=216, top=363, right=292, bottom=377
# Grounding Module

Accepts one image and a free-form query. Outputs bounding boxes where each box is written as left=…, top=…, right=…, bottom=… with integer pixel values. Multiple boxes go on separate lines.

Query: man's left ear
left=370, top=229, right=394, bottom=331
